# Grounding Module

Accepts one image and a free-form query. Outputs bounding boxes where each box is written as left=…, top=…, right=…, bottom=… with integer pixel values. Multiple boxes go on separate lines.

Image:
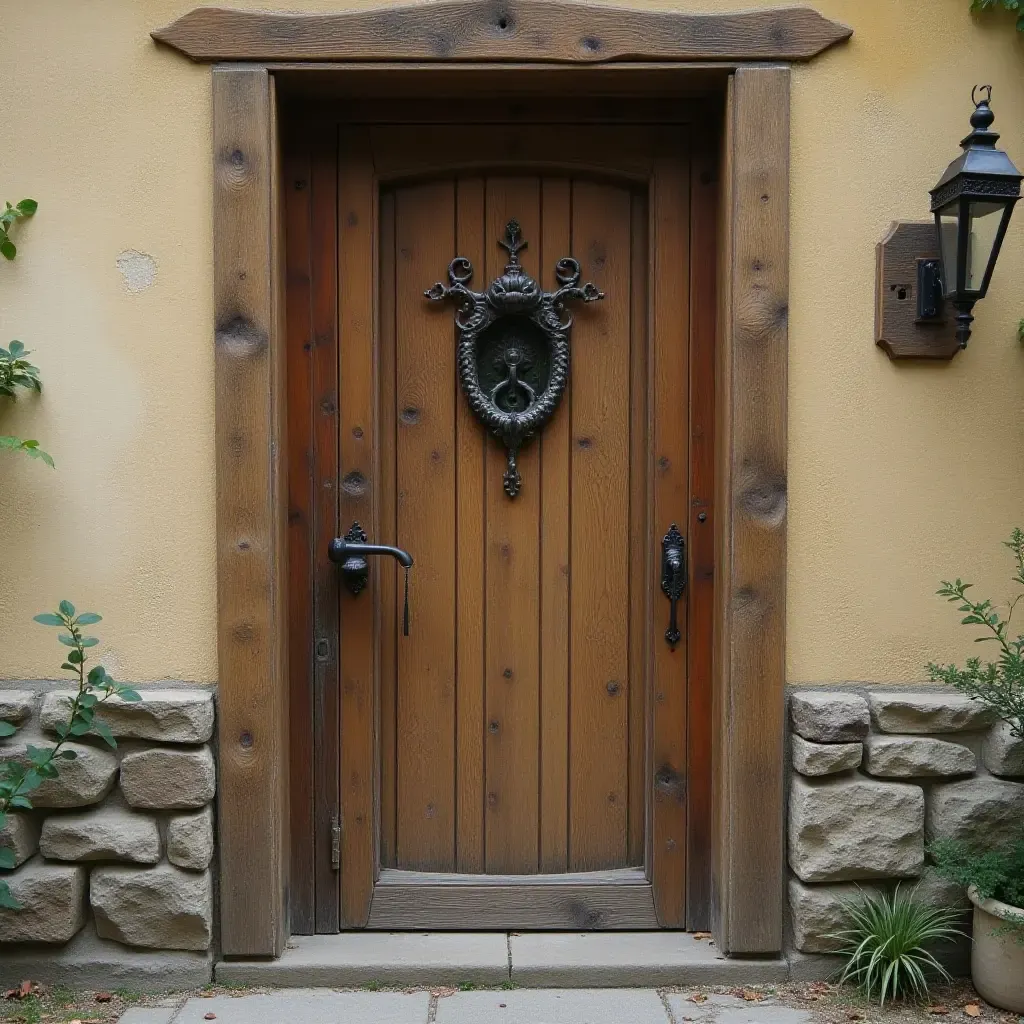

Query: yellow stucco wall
left=1, top=0, right=1023, bottom=684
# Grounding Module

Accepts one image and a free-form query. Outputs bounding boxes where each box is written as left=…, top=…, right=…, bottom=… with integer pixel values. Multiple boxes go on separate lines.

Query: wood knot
left=215, top=316, right=268, bottom=359
left=341, top=471, right=367, bottom=497
left=654, top=764, right=686, bottom=802
left=738, top=468, right=786, bottom=528
left=581, top=36, right=602, bottom=53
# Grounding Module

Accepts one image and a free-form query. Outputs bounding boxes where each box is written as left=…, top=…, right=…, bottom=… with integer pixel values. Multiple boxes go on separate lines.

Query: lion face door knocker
left=424, top=219, right=604, bottom=498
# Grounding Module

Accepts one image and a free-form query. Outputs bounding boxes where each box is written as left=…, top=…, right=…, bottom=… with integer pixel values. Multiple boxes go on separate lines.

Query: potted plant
left=928, top=529, right=1024, bottom=1012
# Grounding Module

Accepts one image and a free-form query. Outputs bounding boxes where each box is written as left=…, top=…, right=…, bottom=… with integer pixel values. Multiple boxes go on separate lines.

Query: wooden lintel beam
left=153, top=1, right=851, bottom=64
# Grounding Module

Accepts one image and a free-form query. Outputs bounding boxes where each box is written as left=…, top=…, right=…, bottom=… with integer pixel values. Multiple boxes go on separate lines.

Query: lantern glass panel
left=966, top=200, right=1005, bottom=292
left=936, top=203, right=960, bottom=297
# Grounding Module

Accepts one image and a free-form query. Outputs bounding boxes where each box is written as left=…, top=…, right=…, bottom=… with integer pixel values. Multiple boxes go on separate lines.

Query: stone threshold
left=216, top=933, right=810, bottom=989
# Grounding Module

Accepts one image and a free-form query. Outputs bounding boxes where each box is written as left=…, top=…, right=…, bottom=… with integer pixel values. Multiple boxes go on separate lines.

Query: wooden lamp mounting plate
left=875, top=221, right=960, bottom=361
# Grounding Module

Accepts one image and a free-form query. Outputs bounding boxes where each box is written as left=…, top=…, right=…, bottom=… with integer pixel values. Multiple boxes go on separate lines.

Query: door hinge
left=330, top=815, right=341, bottom=871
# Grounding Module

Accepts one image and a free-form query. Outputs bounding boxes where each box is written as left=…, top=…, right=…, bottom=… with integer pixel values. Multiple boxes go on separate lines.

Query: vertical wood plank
left=378, top=189, right=398, bottom=870
left=213, top=64, right=287, bottom=958
left=395, top=182, right=458, bottom=871
left=310, top=128, right=341, bottom=932
left=538, top=177, right=571, bottom=875
left=713, top=66, right=789, bottom=955
left=284, top=128, right=315, bottom=935
left=337, top=126, right=377, bottom=926
left=455, top=177, right=487, bottom=874
left=484, top=178, right=541, bottom=874
left=687, top=129, right=718, bottom=932
left=568, top=181, right=632, bottom=872
left=650, top=142, right=691, bottom=927
left=627, top=190, right=649, bottom=869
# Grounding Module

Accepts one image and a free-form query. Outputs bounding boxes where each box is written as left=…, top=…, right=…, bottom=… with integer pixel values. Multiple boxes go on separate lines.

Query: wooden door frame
left=158, top=0, right=849, bottom=959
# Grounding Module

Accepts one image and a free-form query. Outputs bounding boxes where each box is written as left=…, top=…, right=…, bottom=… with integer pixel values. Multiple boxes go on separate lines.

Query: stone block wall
left=787, top=689, right=1024, bottom=954
left=0, top=688, right=215, bottom=953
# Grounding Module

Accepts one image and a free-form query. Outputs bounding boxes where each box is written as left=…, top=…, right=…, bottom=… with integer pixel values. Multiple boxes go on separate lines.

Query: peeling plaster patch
left=116, top=249, right=157, bottom=293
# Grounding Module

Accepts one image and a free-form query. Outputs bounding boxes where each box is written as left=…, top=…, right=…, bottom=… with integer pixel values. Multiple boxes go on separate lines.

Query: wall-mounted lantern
left=876, top=86, right=1022, bottom=360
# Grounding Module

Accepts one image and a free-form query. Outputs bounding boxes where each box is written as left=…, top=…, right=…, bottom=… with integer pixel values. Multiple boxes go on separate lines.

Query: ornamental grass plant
left=830, top=886, right=965, bottom=1006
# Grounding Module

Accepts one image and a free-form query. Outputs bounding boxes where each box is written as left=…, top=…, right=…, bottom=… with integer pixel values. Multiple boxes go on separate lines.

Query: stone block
left=41, top=689, right=214, bottom=744
left=40, top=805, right=161, bottom=864
left=789, top=775, right=924, bottom=882
left=0, top=812, right=39, bottom=868
left=913, top=865, right=970, bottom=913
left=167, top=805, right=214, bottom=870
left=120, top=746, right=215, bottom=809
left=91, top=864, right=212, bottom=951
left=870, top=691, right=996, bottom=734
left=0, top=691, right=34, bottom=724
left=0, top=737, right=116, bottom=808
left=789, top=878, right=881, bottom=953
left=0, top=859, right=86, bottom=943
left=927, top=776, right=1024, bottom=849
left=792, top=735, right=862, bottom=776
left=864, top=736, right=976, bottom=778
left=790, top=692, right=870, bottom=742
left=983, top=721, right=1024, bottom=777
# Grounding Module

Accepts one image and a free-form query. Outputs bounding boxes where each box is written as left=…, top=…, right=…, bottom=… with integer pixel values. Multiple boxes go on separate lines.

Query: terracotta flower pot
left=969, top=885, right=1024, bottom=1013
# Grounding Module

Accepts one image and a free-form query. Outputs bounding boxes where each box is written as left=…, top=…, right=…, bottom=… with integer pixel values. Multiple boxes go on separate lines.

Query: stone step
left=216, top=932, right=789, bottom=988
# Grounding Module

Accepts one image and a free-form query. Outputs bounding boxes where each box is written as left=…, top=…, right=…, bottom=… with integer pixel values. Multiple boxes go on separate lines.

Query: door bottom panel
left=367, top=868, right=658, bottom=930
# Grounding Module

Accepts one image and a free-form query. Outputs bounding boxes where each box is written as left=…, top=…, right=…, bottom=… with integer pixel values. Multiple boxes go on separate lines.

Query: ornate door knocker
left=425, top=219, right=604, bottom=498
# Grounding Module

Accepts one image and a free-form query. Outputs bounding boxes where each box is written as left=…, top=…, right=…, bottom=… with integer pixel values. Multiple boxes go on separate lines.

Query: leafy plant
left=0, top=603, right=140, bottom=909
left=931, top=832, right=1024, bottom=910
left=830, top=887, right=964, bottom=1005
left=971, top=0, right=1024, bottom=31
left=1, top=199, right=49, bottom=465
left=927, top=528, right=1024, bottom=739
left=0, top=199, right=36, bottom=262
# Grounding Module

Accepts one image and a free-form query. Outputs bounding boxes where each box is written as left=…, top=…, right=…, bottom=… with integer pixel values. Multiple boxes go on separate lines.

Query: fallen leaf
left=499, top=1004, right=507, bottom=1009
left=741, top=990, right=761, bottom=1002
left=689, top=994, right=708, bottom=1004
left=205, top=1014, right=217, bottom=1021
left=929, top=1007, right=950, bottom=1016
left=19, top=981, right=31, bottom=998
left=95, top=992, right=112, bottom=1003
left=693, top=932, right=712, bottom=940
left=847, top=1013, right=865, bottom=1020
left=964, top=1005, right=982, bottom=1018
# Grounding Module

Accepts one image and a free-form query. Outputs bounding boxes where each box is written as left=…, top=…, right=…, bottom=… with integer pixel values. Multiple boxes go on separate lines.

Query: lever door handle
left=328, top=521, right=414, bottom=635
left=660, top=523, right=686, bottom=649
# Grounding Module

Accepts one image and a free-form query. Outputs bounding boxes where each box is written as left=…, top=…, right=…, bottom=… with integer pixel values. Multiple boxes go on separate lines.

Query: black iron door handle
left=661, top=524, right=686, bottom=649
left=328, top=521, right=414, bottom=635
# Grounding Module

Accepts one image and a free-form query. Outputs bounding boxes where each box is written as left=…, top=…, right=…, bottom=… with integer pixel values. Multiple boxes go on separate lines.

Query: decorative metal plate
left=425, top=219, right=604, bottom=497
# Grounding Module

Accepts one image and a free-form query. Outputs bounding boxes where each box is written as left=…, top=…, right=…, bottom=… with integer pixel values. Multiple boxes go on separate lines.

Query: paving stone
left=869, top=691, right=996, bottom=733
left=120, top=746, right=215, bottom=809
left=215, top=931, right=509, bottom=987
left=0, top=811, right=39, bottom=867
left=790, top=692, right=870, bottom=742
left=40, top=805, right=161, bottom=863
left=789, top=775, right=924, bottom=882
left=791, top=735, right=862, bottom=776
left=788, top=877, right=882, bottom=953
left=926, top=776, right=1024, bottom=848
left=174, top=990, right=431, bottom=1024
left=0, top=859, right=86, bottom=943
left=863, top=735, right=976, bottom=777
left=41, top=689, right=214, bottom=744
left=0, top=691, right=34, bottom=724
left=508, top=931, right=787, bottom=986
left=116, top=1010, right=177, bottom=1024
left=0, top=920, right=211, bottom=991
left=437, top=989, right=669, bottom=1024
left=666, top=997, right=810, bottom=1024
left=983, top=720, right=1024, bottom=777
left=92, top=864, right=212, bottom=950
left=167, top=804, right=213, bottom=870
left=0, top=736, right=116, bottom=807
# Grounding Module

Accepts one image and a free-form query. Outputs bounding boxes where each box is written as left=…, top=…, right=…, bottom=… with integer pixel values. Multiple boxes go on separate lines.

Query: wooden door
left=285, top=109, right=717, bottom=933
